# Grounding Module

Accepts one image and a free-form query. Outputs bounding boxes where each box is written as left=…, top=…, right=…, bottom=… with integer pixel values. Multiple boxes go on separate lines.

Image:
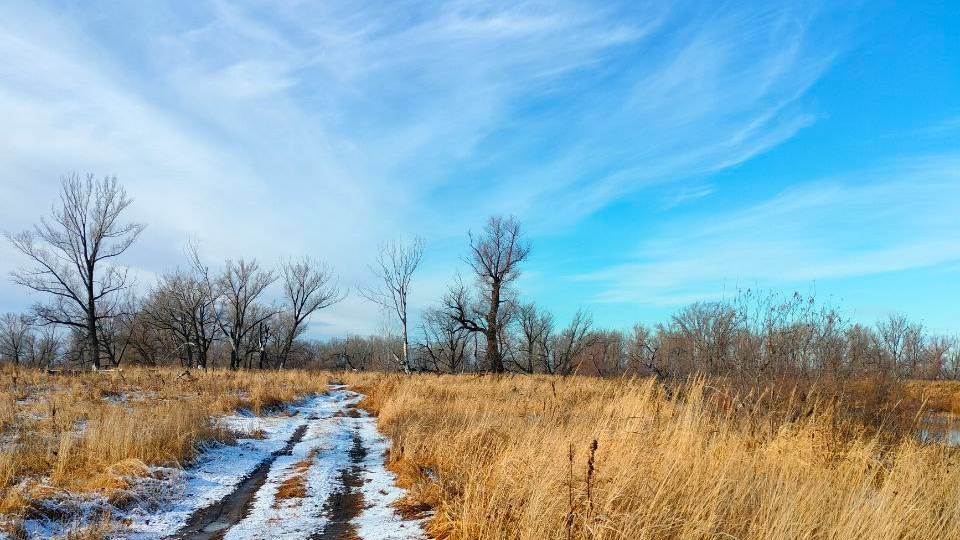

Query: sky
left=0, top=0, right=958, bottom=337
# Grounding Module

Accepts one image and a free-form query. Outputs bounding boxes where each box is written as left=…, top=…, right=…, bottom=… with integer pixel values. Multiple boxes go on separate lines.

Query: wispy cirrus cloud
left=0, top=0, right=853, bottom=333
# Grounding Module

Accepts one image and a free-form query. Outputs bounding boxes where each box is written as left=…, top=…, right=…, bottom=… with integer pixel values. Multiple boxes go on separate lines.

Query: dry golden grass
left=345, top=373, right=960, bottom=540
left=906, top=379, right=960, bottom=416
left=5, top=365, right=960, bottom=539
left=0, top=365, right=329, bottom=525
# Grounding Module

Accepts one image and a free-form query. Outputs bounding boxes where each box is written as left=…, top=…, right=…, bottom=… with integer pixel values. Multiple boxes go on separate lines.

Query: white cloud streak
left=0, top=0, right=852, bottom=333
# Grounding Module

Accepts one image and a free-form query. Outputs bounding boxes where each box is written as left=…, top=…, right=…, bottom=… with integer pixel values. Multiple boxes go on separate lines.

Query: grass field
left=3, top=367, right=960, bottom=538
left=346, top=373, right=960, bottom=539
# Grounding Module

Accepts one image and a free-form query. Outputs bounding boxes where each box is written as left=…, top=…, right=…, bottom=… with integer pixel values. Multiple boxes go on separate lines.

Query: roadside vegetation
left=350, top=373, right=960, bottom=539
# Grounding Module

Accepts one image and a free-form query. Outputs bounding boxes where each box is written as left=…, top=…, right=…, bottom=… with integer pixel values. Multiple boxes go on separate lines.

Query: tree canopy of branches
left=142, top=270, right=219, bottom=368
left=0, top=313, right=32, bottom=366
left=507, top=302, right=553, bottom=374
left=7, top=180, right=960, bottom=383
left=418, top=307, right=470, bottom=373
left=198, top=258, right=276, bottom=370
left=278, top=257, right=344, bottom=369
left=5, top=174, right=144, bottom=370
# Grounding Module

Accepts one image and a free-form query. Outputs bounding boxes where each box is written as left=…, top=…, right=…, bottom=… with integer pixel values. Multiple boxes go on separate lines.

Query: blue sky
left=0, top=0, right=958, bottom=336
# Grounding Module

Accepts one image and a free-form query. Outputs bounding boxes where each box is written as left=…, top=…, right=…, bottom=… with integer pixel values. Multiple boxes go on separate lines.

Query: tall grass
left=346, top=373, right=960, bottom=539
left=4, top=366, right=960, bottom=538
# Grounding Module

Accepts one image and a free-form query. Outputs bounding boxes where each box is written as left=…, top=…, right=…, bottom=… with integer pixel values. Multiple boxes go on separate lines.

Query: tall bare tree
left=278, top=257, right=344, bottom=369
left=447, top=216, right=530, bottom=373
left=5, top=174, right=145, bottom=370
left=216, top=260, right=275, bottom=370
left=358, top=238, right=423, bottom=373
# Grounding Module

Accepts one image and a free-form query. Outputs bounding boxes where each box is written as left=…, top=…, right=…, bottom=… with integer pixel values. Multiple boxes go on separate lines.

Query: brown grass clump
left=53, top=403, right=231, bottom=485
left=274, top=475, right=308, bottom=504
left=906, top=379, right=960, bottom=415
left=345, top=372, right=960, bottom=540
left=246, top=428, right=268, bottom=440
left=273, top=450, right=318, bottom=507
left=59, top=514, right=114, bottom=539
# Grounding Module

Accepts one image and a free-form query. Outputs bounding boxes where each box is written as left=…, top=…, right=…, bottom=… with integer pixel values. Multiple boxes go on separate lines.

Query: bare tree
left=142, top=270, right=218, bottom=368
left=876, top=313, right=923, bottom=378
left=5, top=174, right=145, bottom=370
left=196, top=257, right=276, bottom=370
left=418, top=307, right=470, bottom=373
left=670, top=302, right=736, bottom=375
left=447, top=216, right=530, bottom=373
left=940, top=337, right=960, bottom=380
left=358, top=238, right=423, bottom=374
left=278, top=257, right=344, bottom=369
left=341, top=335, right=376, bottom=371
left=0, top=313, right=32, bottom=365
left=27, top=325, right=62, bottom=367
left=244, top=309, right=277, bottom=369
left=596, top=331, right=628, bottom=376
left=97, top=293, right=139, bottom=367
left=626, top=324, right=666, bottom=379
left=546, top=309, right=594, bottom=375
left=510, top=302, right=553, bottom=374
left=125, top=311, right=165, bottom=366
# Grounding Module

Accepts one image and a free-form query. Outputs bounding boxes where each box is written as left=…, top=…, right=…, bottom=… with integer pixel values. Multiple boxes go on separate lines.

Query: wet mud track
left=313, top=428, right=368, bottom=539
left=171, top=423, right=310, bottom=540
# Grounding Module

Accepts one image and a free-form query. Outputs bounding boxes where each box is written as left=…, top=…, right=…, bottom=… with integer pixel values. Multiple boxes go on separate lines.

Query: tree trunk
left=87, top=318, right=100, bottom=370
left=486, top=281, right=503, bottom=373
left=279, top=335, right=292, bottom=370
left=86, top=272, right=100, bottom=370
left=401, top=319, right=411, bottom=374
left=196, top=338, right=207, bottom=369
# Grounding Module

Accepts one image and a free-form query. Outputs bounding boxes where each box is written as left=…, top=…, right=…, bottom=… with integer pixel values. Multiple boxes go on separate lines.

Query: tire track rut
left=170, top=422, right=311, bottom=540
left=312, top=428, right=368, bottom=539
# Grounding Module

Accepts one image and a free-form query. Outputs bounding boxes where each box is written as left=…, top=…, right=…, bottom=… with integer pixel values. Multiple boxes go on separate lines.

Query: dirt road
left=134, top=386, right=425, bottom=540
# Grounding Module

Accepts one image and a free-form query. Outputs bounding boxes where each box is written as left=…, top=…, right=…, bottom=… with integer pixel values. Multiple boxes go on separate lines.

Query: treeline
left=2, top=174, right=959, bottom=383
left=319, top=293, right=960, bottom=382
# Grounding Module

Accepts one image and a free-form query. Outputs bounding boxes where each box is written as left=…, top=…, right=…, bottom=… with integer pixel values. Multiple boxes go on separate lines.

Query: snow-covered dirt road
left=149, top=385, right=427, bottom=540
left=10, top=386, right=428, bottom=540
